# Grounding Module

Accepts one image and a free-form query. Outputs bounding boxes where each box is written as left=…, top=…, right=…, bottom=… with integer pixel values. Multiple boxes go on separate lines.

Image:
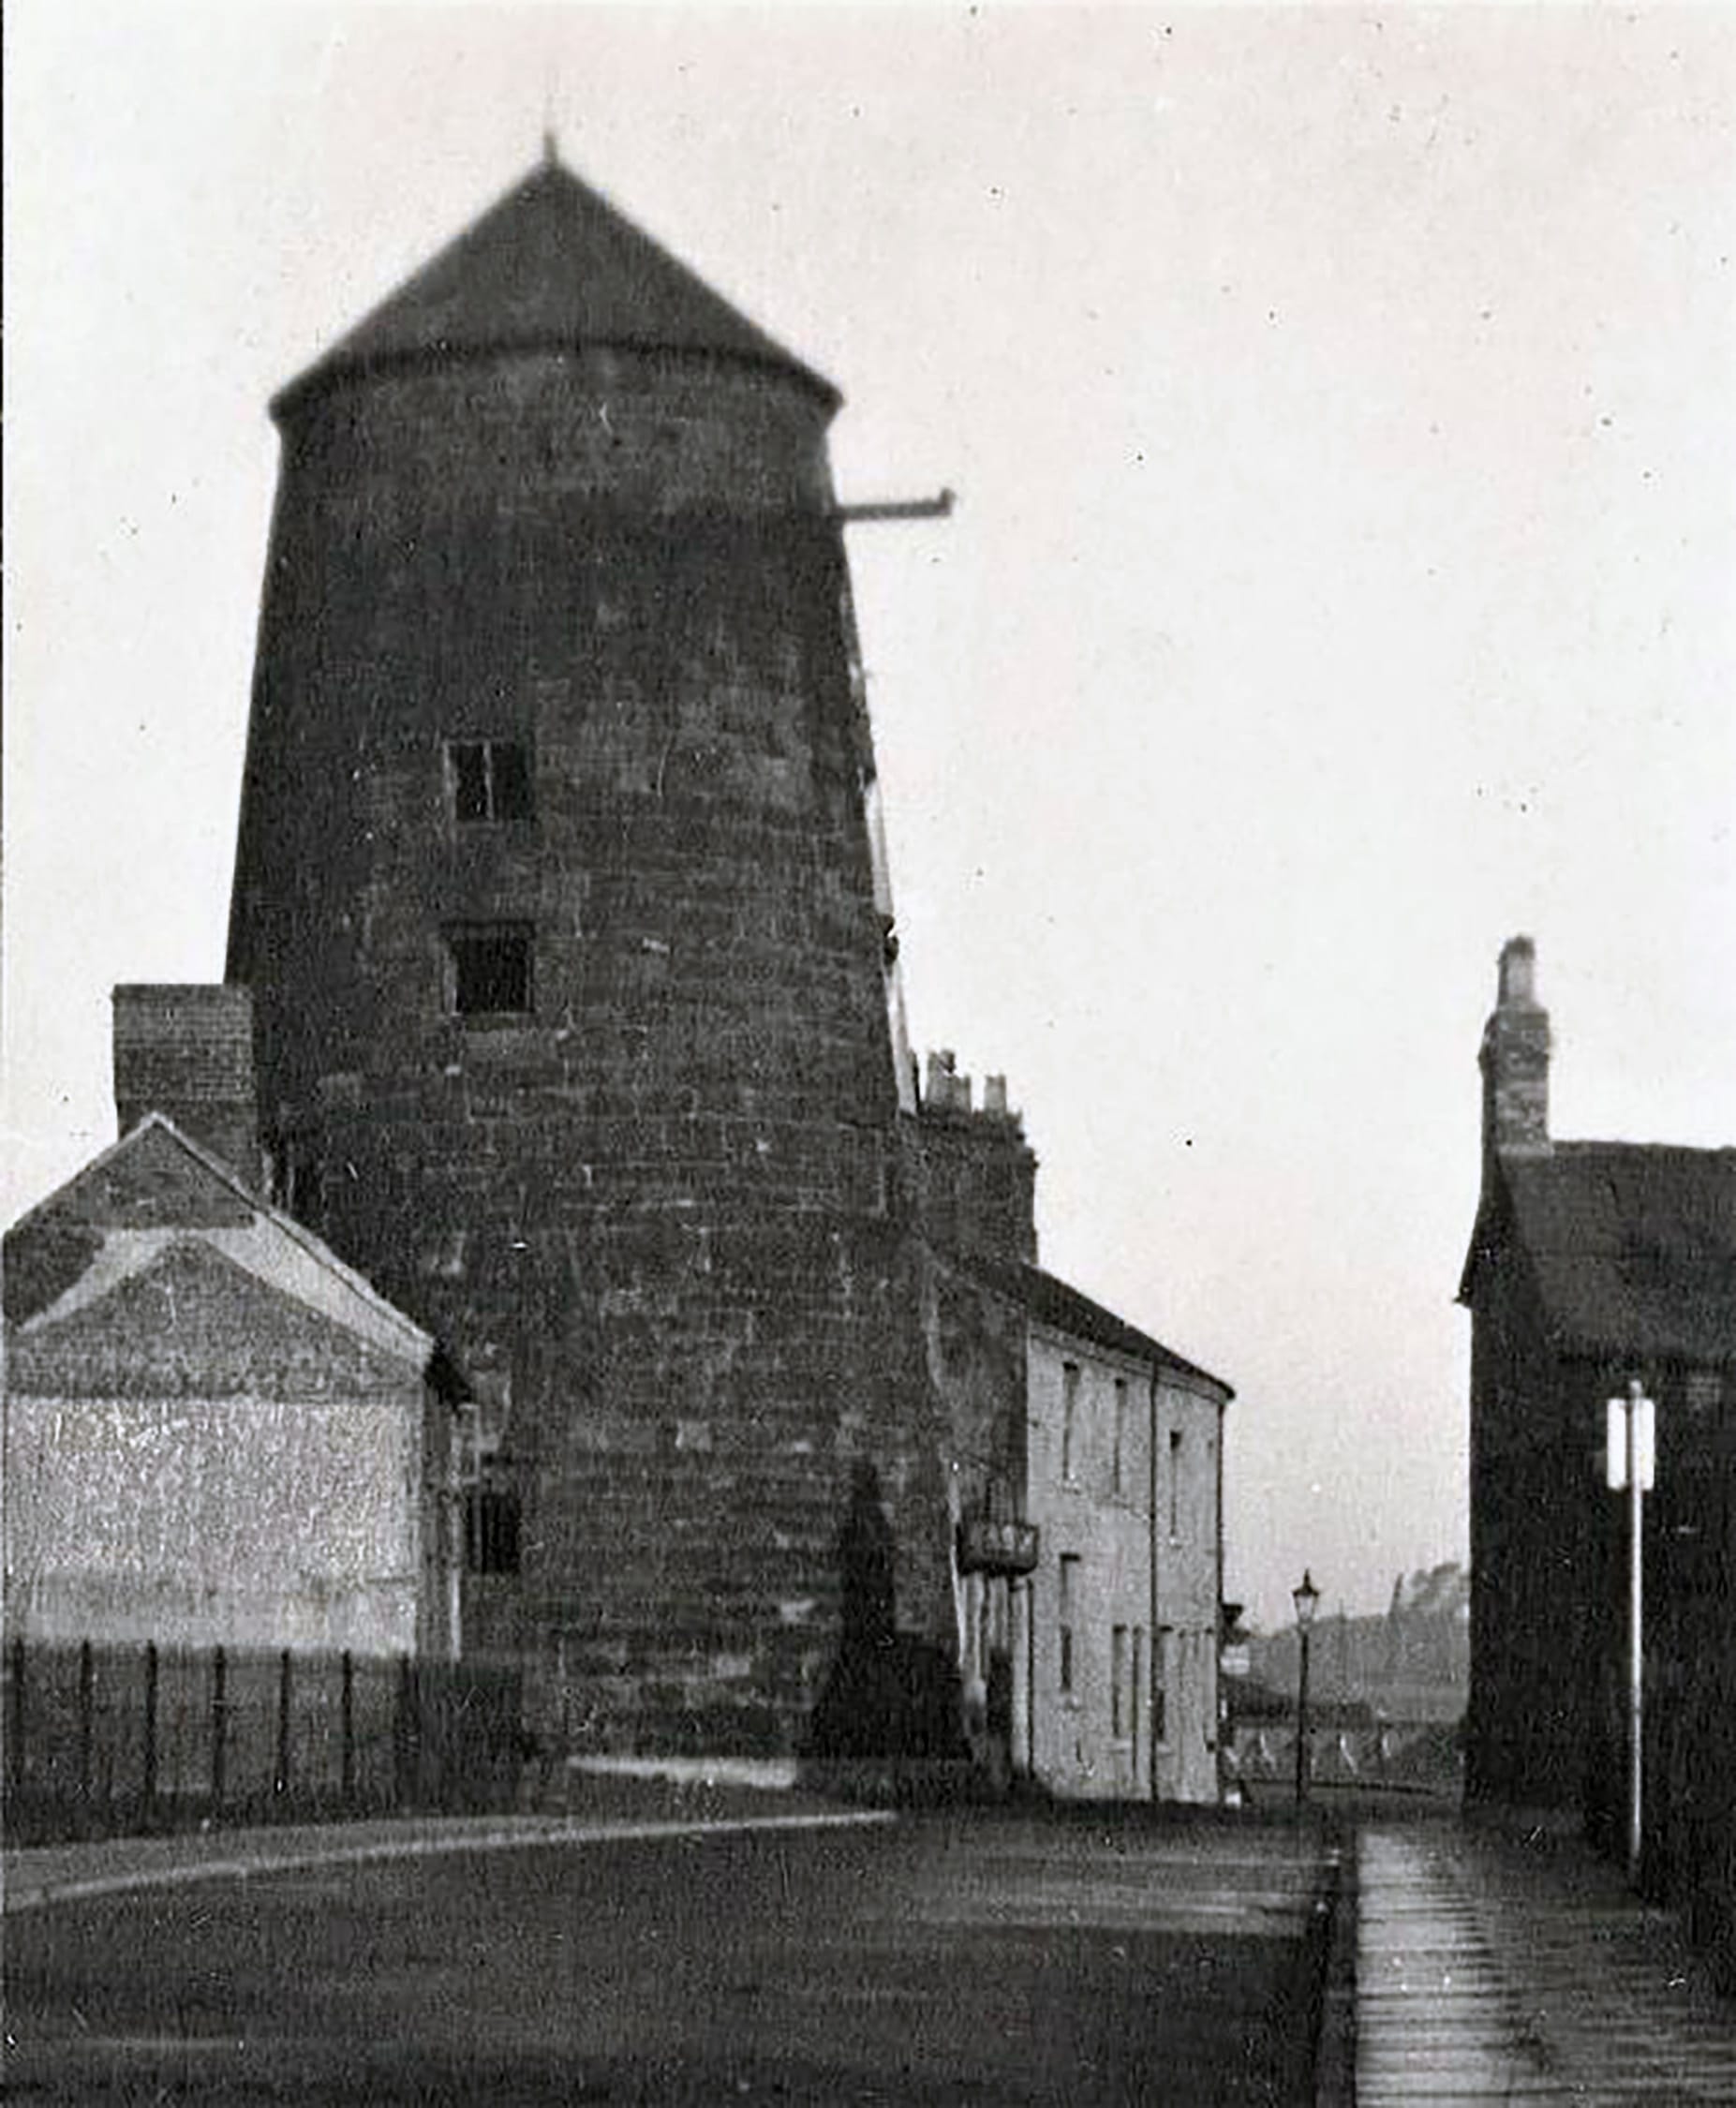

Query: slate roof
left=1467, top=1141, right=1736, bottom=1363
left=947, top=1248, right=1233, bottom=1400
left=5, top=1114, right=437, bottom=1372
left=275, top=155, right=838, bottom=416
left=7, top=1236, right=429, bottom=1400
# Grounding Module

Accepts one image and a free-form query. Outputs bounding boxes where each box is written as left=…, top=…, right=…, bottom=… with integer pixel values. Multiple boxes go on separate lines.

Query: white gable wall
left=5, top=1389, right=430, bottom=1654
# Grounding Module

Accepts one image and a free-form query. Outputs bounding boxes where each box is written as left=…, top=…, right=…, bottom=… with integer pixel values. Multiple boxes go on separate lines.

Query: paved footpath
left=1355, top=1819, right=1736, bottom=2104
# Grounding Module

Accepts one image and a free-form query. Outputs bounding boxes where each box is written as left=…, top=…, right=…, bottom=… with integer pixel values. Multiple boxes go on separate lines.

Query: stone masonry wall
left=227, top=347, right=953, bottom=1754
left=904, top=1106, right=1038, bottom=1265
left=1466, top=1242, right=1613, bottom=1808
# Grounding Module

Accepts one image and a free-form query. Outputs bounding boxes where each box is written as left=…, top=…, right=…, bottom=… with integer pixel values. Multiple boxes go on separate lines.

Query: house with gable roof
left=951, top=1250, right=1231, bottom=1804
left=1459, top=939, right=1736, bottom=1890
left=3, top=989, right=465, bottom=1657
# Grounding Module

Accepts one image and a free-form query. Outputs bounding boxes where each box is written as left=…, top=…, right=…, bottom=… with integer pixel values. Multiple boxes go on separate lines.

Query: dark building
left=225, top=151, right=950, bottom=1756
left=1459, top=939, right=1735, bottom=1918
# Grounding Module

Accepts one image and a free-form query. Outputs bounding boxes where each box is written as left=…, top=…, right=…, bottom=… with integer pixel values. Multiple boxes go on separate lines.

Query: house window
left=1168, top=1428, right=1183, bottom=1537
left=1111, top=1625, right=1127, bottom=1737
left=1112, top=1377, right=1128, bottom=1494
left=1061, top=1362, right=1080, bottom=1483
left=1132, top=1627, right=1145, bottom=1757
left=449, top=739, right=533, bottom=824
left=447, top=923, right=533, bottom=1017
left=1059, top=1554, right=1079, bottom=1695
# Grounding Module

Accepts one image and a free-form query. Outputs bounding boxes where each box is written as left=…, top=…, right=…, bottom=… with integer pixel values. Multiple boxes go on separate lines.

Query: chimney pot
left=1497, top=935, right=1537, bottom=1008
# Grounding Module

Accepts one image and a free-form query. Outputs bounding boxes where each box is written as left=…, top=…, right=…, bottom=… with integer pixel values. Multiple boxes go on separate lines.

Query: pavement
left=1349, top=1815, right=1736, bottom=2104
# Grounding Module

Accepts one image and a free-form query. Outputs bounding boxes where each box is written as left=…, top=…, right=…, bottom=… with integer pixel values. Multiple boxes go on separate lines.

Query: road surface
left=8, top=1809, right=1332, bottom=2103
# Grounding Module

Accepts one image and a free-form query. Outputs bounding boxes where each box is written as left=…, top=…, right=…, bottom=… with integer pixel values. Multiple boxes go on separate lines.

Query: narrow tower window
left=458, top=1409, right=522, bottom=1576
left=447, top=924, right=534, bottom=1017
left=449, top=739, right=534, bottom=824
left=1112, top=1377, right=1128, bottom=1494
left=466, top=1469, right=523, bottom=1576
left=1168, top=1428, right=1183, bottom=1537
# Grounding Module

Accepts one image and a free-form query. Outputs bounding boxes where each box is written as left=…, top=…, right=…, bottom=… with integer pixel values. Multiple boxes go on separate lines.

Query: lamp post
left=1293, top=1569, right=1320, bottom=1810
left=1606, top=1377, right=1655, bottom=1886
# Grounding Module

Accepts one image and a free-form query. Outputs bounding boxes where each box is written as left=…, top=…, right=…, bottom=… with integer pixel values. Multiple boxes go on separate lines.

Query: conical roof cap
left=274, top=154, right=838, bottom=416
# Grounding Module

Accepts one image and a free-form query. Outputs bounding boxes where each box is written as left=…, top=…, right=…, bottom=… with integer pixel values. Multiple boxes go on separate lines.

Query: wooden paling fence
left=3, top=1638, right=523, bottom=1845
left=1224, top=1718, right=1463, bottom=1797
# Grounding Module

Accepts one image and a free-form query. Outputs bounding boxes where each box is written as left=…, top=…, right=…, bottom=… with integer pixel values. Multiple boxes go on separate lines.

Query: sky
left=7, top=3, right=1734, bottom=1630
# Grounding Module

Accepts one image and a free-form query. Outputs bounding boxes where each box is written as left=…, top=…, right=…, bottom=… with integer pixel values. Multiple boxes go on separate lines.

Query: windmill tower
left=226, top=154, right=947, bottom=1755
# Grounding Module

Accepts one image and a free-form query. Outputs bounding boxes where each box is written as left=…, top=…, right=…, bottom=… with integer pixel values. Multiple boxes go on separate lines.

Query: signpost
left=1606, top=1377, right=1655, bottom=1885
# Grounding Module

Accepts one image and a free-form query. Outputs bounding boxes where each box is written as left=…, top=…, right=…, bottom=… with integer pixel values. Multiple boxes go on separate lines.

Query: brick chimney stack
left=113, top=985, right=262, bottom=1191
left=907, top=1047, right=1038, bottom=1262
left=1479, top=936, right=1551, bottom=1164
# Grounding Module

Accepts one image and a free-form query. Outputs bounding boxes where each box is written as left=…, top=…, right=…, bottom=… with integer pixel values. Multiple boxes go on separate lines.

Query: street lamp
left=1293, top=1569, right=1320, bottom=1809
left=1606, top=1377, right=1655, bottom=1885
